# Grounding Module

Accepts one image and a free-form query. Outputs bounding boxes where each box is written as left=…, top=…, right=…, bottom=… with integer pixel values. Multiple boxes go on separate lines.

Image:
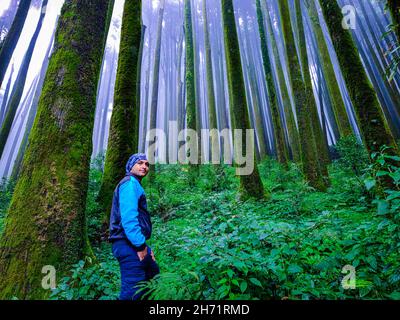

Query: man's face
left=130, top=160, right=150, bottom=178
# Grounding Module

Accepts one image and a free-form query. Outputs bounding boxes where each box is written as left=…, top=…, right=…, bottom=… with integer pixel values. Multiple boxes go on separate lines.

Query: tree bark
left=0, top=0, right=32, bottom=88
left=221, top=0, right=265, bottom=199
left=98, top=0, right=143, bottom=221
left=0, top=0, right=110, bottom=299
left=319, top=0, right=398, bottom=155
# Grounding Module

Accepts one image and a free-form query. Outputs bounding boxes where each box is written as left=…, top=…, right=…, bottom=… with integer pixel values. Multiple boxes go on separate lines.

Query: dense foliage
left=8, top=139, right=393, bottom=300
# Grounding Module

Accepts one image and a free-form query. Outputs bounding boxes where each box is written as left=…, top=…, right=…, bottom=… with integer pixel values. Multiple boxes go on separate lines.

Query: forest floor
left=1, top=143, right=400, bottom=300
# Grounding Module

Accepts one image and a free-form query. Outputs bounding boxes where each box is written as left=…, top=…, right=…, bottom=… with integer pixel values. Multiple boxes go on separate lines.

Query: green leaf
left=384, top=155, right=400, bottom=162
left=240, top=281, right=248, bottom=293
left=249, top=278, right=263, bottom=287
left=359, top=287, right=372, bottom=298
left=366, top=256, right=377, bottom=269
left=364, top=178, right=376, bottom=191
left=387, top=292, right=400, bottom=300
left=288, top=264, right=303, bottom=274
left=377, top=200, right=390, bottom=215
left=376, top=170, right=389, bottom=177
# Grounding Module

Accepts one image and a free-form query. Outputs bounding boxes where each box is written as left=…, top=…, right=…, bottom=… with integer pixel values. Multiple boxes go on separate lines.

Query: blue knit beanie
left=126, top=153, right=148, bottom=174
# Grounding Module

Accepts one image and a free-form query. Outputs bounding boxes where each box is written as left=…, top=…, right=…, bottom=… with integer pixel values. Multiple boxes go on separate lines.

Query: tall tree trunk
left=2, top=76, right=37, bottom=179
left=295, top=0, right=330, bottom=178
left=278, top=0, right=328, bottom=191
left=239, top=17, right=267, bottom=159
left=0, top=0, right=48, bottom=158
left=319, top=0, right=398, bottom=155
left=0, top=64, right=14, bottom=126
left=11, top=28, right=54, bottom=181
left=203, top=0, right=219, bottom=162
left=0, top=0, right=32, bottom=88
left=263, top=5, right=301, bottom=162
left=141, top=26, right=153, bottom=153
left=256, top=0, right=289, bottom=166
left=184, top=0, right=199, bottom=172
left=98, top=0, right=143, bottom=221
left=148, top=1, right=165, bottom=168
left=221, top=0, right=265, bottom=199
left=0, top=0, right=110, bottom=299
left=305, top=0, right=352, bottom=138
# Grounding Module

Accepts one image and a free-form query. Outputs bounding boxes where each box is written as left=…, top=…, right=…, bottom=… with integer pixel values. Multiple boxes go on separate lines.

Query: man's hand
left=151, top=250, right=156, bottom=262
left=137, top=246, right=148, bottom=261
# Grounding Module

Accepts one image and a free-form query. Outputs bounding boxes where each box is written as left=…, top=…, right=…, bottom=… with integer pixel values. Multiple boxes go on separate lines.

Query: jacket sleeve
left=119, top=178, right=146, bottom=251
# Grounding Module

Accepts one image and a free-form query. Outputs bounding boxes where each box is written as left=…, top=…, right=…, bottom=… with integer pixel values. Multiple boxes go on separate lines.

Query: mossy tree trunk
left=0, top=0, right=110, bottom=300
left=305, top=0, right=352, bottom=138
left=319, top=0, right=398, bottom=155
left=221, top=0, right=265, bottom=199
left=294, top=0, right=330, bottom=180
left=203, top=0, right=219, bottom=162
left=184, top=0, right=199, bottom=175
left=256, top=0, right=289, bottom=167
left=263, top=3, right=301, bottom=163
left=98, top=0, right=142, bottom=221
left=0, top=0, right=32, bottom=88
left=278, top=0, right=328, bottom=191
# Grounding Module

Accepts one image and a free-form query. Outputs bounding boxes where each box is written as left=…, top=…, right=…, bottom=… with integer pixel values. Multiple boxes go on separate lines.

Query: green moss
left=98, top=0, right=142, bottom=220
left=264, top=9, right=301, bottom=163
left=0, top=0, right=110, bottom=299
left=294, top=0, right=330, bottom=183
left=319, top=0, right=398, bottom=157
left=221, top=0, right=265, bottom=199
left=256, top=0, right=289, bottom=166
left=278, top=0, right=328, bottom=191
left=305, top=0, right=352, bottom=138
left=185, top=0, right=199, bottom=172
left=203, top=0, right=219, bottom=159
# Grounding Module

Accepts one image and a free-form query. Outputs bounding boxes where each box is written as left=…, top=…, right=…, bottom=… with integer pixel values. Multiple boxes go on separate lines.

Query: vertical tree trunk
left=11, top=29, right=54, bottom=181
left=221, top=0, right=265, bottom=199
left=184, top=0, right=199, bottom=170
left=0, top=0, right=48, bottom=158
left=148, top=1, right=165, bottom=168
left=98, top=0, right=143, bottom=220
left=305, top=0, right=352, bottom=138
left=0, top=0, right=32, bottom=88
left=295, top=0, right=330, bottom=178
left=203, top=0, right=219, bottom=162
left=0, top=0, right=110, bottom=299
left=319, top=0, right=398, bottom=155
left=278, top=0, right=328, bottom=191
left=263, top=5, right=301, bottom=162
left=0, top=64, right=14, bottom=126
left=256, top=0, right=289, bottom=166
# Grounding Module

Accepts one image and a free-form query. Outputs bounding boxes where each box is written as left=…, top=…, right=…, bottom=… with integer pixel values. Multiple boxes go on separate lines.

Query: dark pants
left=112, top=239, right=160, bottom=300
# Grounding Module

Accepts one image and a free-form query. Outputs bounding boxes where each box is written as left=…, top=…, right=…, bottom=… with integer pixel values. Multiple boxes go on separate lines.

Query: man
left=109, top=153, right=160, bottom=300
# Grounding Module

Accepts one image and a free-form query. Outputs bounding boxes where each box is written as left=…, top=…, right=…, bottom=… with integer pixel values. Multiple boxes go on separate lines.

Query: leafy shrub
left=334, top=135, right=370, bottom=176
left=50, top=245, right=119, bottom=300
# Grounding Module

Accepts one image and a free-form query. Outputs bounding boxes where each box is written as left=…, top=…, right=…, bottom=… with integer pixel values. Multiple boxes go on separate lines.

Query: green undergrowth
left=2, top=139, right=399, bottom=300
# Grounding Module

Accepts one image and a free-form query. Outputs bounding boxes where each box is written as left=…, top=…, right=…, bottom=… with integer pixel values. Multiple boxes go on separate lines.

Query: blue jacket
left=109, top=173, right=152, bottom=251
